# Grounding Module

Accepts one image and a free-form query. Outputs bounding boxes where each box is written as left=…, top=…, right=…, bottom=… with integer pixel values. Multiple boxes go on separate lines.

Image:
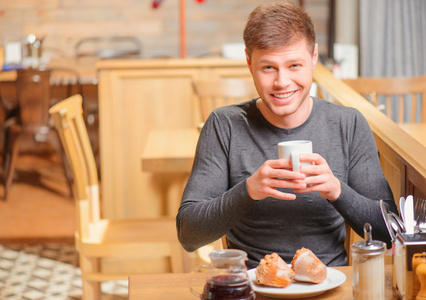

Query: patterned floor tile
left=0, top=244, right=127, bottom=299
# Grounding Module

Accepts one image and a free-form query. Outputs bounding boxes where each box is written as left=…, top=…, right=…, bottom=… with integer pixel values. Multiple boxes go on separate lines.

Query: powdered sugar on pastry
left=291, top=248, right=327, bottom=283
left=255, top=253, right=295, bottom=288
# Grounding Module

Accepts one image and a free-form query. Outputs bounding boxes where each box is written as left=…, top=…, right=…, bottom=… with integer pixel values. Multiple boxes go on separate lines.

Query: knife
left=405, top=195, right=415, bottom=234
left=380, top=199, right=396, bottom=241
left=399, top=196, right=406, bottom=224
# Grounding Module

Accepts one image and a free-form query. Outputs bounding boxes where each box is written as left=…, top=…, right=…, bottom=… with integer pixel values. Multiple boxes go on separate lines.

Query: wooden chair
left=343, top=75, right=426, bottom=123
left=192, top=78, right=258, bottom=123
left=2, top=68, right=75, bottom=200
left=0, top=79, right=18, bottom=157
left=49, top=67, right=81, bottom=106
left=196, top=237, right=228, bottom=264
left=49, top=94, right=185, bottom=300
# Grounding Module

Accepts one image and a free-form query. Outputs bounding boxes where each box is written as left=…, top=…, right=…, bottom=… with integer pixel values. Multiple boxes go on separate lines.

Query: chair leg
left=3, top=126, right=20, bottom=200
left=82, top=278, right=102, bottom=300
left=80, top=255, right=102, bottom=300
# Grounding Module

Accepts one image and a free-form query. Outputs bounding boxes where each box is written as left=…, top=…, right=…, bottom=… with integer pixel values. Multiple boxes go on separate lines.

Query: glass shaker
left=190, top=249, right=255, bottom=299
left=351, top=223, right=387, bottom=300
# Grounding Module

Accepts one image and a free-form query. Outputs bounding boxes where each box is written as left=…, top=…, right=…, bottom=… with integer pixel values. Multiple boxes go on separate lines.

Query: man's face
left=246, top=39, right=318, bottom=128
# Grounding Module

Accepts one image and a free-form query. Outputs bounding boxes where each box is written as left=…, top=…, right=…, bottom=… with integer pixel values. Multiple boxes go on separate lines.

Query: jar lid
left=209, top=249, right=248, bottom=268
left=350, top=223, right=387, bottom=254
left=351, top=240, right=387, bottom=254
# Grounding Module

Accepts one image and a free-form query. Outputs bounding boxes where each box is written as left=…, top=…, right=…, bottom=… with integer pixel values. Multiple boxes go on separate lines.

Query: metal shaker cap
left=351, top=223, right=387, bottom=255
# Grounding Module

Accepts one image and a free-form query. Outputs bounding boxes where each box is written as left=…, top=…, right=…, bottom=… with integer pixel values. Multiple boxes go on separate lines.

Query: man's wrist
left=327, top=178, right=341, bottom=202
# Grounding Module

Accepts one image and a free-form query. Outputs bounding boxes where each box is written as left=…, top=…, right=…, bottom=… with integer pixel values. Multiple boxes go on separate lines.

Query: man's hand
left=247, top=159, right=307, bottom=201
left=293, top=153, right=341, bottom=201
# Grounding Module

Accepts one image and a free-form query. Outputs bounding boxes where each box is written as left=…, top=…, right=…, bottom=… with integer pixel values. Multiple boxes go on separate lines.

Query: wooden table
left=128, top=265, right=398, bottom=299
left=399, top=123, right=426, bottom=148
left=141, top=128, right=199, bottom=173
left=0, top=56, right=98, bottom=84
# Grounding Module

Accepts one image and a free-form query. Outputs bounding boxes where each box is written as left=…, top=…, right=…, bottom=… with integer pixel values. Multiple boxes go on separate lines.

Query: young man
left=176, top=1, right=397, bottom=268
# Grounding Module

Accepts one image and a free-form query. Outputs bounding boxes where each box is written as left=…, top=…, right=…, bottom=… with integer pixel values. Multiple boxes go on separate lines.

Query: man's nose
left=274, top=70, right=291, bottom=88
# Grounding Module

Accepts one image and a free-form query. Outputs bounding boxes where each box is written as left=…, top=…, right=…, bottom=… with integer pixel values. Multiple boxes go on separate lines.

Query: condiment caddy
left=380, top=196, right=426, bottom=299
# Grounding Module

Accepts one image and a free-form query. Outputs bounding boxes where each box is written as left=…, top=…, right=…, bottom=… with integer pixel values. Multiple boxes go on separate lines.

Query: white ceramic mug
left=277, top=140, right=313, bottom=172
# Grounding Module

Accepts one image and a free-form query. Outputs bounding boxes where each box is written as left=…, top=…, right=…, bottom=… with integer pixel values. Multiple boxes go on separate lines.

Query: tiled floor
left=0, top=244, right=128, bottom=300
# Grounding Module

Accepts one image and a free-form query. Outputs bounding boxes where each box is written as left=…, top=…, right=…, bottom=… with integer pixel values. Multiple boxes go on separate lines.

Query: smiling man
left=176, top=1, right=397, bottom=268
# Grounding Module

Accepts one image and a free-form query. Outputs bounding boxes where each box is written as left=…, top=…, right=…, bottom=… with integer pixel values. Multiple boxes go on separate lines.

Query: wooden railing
left=313, top=63, right=426, bottom=256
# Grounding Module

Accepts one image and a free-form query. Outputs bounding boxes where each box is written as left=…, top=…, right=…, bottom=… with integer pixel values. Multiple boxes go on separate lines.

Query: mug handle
left=291, top=152, right=300, bottom=172
left=190, top=265, right=209, bottom=297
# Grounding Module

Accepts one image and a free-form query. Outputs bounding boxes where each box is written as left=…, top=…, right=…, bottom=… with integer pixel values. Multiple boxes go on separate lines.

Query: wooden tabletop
left=128, top=265, right=397, bottom=299
left=399, top=123, right=426, bottom=148
left=141, top=128, right=199, bottom=173
left=0, top=56, right=98, bottom=85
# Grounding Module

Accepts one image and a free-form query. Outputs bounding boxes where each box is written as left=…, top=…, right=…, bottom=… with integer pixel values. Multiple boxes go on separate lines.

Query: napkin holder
left=394, top=232, right=426, bottom=299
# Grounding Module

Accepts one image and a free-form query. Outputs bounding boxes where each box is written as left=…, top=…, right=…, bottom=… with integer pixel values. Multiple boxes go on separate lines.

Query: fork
left=414, top=198, right=426, bottom=233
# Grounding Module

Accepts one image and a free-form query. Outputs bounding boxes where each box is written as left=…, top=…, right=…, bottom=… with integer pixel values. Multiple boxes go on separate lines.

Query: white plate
left=248, top=267, right=346, bottom=299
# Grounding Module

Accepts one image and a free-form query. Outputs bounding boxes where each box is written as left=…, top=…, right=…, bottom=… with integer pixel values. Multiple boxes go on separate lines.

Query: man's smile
left=273, top=91, right=295, bottom=99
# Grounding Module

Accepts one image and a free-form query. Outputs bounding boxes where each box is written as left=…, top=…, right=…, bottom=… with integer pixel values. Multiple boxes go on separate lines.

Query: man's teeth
left=274, top=91, right=295, bottom=99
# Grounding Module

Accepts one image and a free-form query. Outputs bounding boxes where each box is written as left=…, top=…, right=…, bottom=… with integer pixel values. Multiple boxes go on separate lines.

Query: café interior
left=0, top=0, right=425, bottom=299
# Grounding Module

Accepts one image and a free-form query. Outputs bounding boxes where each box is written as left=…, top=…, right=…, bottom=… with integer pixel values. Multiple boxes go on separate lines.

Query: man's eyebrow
left=258, top=57, right=305, bottom=64
left=286, top=58, right=304, bottom=64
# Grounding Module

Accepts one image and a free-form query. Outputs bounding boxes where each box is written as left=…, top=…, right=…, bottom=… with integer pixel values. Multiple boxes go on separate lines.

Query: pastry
left=291, top=248, right=327, bottom=283
left=255, top=252, right=295, bottom=288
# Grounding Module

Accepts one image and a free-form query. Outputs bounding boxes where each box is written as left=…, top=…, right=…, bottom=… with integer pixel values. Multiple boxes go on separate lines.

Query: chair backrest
left=192, top=78, right=258, bottom=122
left=49, top=94, right=100, bottom=239
left=75, top=36, right=141, bottom=58
left=16, top=69, right=52, bottom=132
left=16, top=68, right=81, bottom=136
left=49, top=67, right=81, bottom=106
left=343, top=76, right=426, bottom=123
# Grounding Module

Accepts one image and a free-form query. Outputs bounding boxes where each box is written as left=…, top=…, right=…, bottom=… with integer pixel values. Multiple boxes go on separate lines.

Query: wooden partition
left=97, top=58, right=251, bottom=219
left=313, top=63, right=426, bottom=250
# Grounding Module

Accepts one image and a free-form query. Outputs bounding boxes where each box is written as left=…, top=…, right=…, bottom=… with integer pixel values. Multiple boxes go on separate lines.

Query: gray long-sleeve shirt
left=176, top=97, right=397, bottom=268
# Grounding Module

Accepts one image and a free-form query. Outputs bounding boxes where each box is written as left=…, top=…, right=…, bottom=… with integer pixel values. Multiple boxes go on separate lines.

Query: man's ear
left=245, top=49, right=253, bottom=74
left=312, top=43, right=319, bottom=69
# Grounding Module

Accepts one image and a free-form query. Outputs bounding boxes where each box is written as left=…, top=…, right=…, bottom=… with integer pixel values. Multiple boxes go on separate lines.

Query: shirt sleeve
left=176, top=112, right=256, bottom=252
